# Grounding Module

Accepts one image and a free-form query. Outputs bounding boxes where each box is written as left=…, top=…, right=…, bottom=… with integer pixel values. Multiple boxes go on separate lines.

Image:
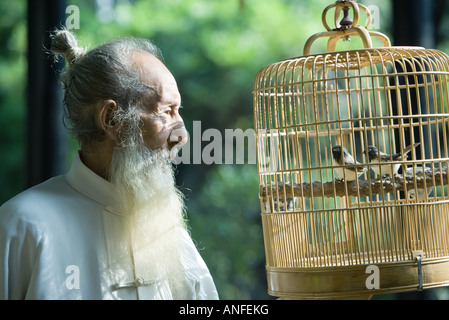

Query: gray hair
left=50, top=29, right=163, bottom=147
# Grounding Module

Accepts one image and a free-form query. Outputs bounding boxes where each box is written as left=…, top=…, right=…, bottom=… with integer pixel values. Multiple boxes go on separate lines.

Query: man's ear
left=97, top=99, right=118, bottom=141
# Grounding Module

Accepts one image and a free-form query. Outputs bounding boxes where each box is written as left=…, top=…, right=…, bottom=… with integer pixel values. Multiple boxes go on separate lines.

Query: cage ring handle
left=304, top=0, right=391, bottom=55
left=356, top=3, right=373, bottom=29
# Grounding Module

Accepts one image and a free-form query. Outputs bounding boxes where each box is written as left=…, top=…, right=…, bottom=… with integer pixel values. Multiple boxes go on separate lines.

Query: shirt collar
left=65, top=151, right=121, bottom=213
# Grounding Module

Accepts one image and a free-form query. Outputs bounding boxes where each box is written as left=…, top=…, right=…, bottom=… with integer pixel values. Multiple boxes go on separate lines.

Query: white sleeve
left=180, top=229, right=219, bottom=300
left=0, top=201, right=41, bottom=300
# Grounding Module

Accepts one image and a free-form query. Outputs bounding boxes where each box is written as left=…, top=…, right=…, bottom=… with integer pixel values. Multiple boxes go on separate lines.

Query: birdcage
left=254, top=0, right=449, bottom=299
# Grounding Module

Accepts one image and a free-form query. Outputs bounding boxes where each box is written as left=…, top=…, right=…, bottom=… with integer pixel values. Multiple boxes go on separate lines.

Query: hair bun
left=50, top=29, right=86, bottom=65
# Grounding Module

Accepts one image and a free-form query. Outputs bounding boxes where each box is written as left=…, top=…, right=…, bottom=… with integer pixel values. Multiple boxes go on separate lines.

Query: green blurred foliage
left=0, top=1, right=27, bottom=203
left=2, top=0, right=449, bottom=300
left=186, top=164, right=263, bottom=299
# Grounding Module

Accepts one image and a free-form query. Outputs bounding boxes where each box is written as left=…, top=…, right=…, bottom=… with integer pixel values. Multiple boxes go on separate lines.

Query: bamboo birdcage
left=253, top=0, right=449, bottom=299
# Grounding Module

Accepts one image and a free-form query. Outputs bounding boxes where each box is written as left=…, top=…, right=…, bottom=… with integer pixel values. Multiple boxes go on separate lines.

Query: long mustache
left=168, top=121, right=185, bottom=131
left=167, top=121, right=187, bottom=142
left=167, top=121, right=188, bottom=160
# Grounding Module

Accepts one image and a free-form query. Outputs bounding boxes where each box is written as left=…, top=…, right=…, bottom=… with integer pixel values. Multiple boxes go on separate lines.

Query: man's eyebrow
left=140, top=85, right=159, bottom=103
left=142, top=84, right=156, bottom=92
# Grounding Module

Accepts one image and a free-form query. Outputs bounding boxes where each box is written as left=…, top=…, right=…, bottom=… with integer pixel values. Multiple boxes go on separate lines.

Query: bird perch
left=260, top=166, right=448, bottom=199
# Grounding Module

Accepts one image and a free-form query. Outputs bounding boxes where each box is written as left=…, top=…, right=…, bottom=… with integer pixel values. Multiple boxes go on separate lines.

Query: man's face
left=108, top=52, right=190, bottom=298
left=132, top=51, right=188, bottom=157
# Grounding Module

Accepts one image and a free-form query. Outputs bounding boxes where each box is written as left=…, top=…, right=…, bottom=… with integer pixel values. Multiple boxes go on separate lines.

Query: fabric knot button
left=135, top=277, right=144, bottom=286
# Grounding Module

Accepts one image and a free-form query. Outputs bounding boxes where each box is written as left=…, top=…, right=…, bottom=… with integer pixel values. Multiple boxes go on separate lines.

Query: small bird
left=366, top=143, right=420, bottom=177
left=332, top=145, right=366, bottom=181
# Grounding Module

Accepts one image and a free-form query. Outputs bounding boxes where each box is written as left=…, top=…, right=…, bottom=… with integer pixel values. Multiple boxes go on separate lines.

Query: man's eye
left=161, top=108, right=171, bottom=115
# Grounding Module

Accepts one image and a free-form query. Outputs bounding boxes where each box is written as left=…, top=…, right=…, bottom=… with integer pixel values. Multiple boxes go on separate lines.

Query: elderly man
left=0, top=29, right=218, bottom=300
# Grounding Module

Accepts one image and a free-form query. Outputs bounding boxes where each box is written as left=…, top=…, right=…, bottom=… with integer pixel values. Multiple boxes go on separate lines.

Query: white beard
left=108, top=138, right=190, bottom=299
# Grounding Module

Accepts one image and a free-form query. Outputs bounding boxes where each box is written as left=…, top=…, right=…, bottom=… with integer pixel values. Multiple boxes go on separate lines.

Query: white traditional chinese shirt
left=0, top=153, right=218, bottom=300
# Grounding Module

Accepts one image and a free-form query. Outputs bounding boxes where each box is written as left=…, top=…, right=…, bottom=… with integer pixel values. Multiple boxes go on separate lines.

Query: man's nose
left=168, top=121, right=188, bottom=149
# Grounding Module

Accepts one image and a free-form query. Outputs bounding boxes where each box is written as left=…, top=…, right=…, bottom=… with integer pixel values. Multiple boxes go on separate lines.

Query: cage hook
left=416, top=256, right=423, bottom=291
left=335, top=0, right=356, bottom=41
left=413, top=251, right=424, bottom=292
left=336, top=1, right=354, bottom=30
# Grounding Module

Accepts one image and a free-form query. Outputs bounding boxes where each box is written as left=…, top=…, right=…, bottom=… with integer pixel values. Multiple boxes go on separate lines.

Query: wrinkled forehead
left=130, top=50, right=180, bottom=105
left=130, top=50, right=176, bottom=87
